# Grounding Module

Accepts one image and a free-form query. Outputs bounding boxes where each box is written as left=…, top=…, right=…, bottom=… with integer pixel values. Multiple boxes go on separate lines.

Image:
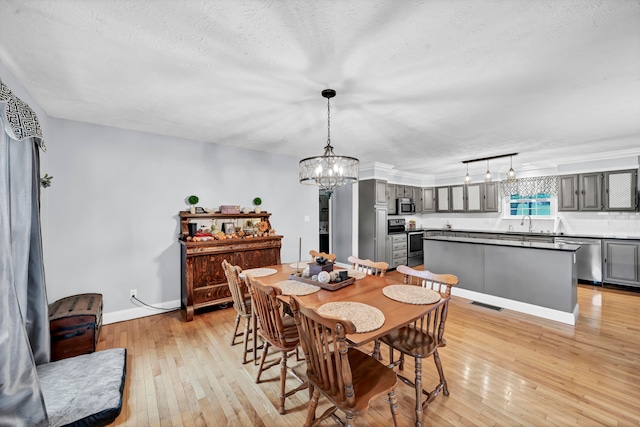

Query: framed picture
left=195, top=207, right=206, bottom=214
left=223, top=222, right=236, bottom=234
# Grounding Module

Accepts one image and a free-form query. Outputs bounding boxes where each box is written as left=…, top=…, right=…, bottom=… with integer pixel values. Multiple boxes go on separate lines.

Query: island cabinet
left=179, top=211, right=282, bottom=321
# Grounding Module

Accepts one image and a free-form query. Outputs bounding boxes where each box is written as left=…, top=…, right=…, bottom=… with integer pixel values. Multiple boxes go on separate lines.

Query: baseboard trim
left=103, top=299, right=181, bottom=325
left=452, top=288, right=579, bottom=325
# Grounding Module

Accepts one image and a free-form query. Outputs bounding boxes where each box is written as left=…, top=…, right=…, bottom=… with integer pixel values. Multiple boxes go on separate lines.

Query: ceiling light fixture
left=299, top=89, right=359, bottom=198
left=508, top=155, right=516, bottom=181
left=464, top=163, right=471, bottom=184
left=462, top=152, right=518, bottom=184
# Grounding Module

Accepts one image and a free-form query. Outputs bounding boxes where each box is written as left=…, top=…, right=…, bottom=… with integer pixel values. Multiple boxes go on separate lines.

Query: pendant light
left=508, top=155, right=516, bottom=181
left=484, top=160, right=492, bottom=182
left=464, top=163, right=471, bottom=184
left=299, top=89, right=359, bottom=198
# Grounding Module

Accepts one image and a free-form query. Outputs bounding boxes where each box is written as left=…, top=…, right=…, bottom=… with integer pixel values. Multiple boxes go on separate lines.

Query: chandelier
left=462, top=152, right=518, bottom=184
left=299, top=89, right=359, bottom=198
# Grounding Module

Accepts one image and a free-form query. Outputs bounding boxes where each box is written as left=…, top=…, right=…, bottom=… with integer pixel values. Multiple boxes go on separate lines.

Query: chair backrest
left=396, top=265, right=458, bottom=296
left=222, top=259, right=250, bottom=315
left=309, top=250, right=337, bottom=263
left=396, top=265, right=458, bottom=343
left=347, top=255, right=389, bottom=277
left=289, top=296, right=357, bottom=407
left=245, top=273, right=292, bottom=348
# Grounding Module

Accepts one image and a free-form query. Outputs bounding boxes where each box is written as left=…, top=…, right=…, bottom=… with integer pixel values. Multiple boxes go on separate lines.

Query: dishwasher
left=555, top=237, right=603, bottom=284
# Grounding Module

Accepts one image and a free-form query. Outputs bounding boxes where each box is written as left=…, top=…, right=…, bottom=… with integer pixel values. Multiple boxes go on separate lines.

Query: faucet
left=521, top=215, right=533, bottom=233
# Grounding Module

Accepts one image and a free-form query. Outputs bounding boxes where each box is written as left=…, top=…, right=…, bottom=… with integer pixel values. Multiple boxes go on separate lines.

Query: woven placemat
left=275, top=280, right=321, bottom=296
left=318, top=302, right=385, bottom=333
left=346, top=269, right=367, bottom=280
left=239, top=267, right=278, bottom=279
left=382, top=285, right=441, bottom=305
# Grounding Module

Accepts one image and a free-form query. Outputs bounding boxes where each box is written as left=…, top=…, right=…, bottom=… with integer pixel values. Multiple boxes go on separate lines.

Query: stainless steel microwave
left=396, top=197, right=416, bottom=214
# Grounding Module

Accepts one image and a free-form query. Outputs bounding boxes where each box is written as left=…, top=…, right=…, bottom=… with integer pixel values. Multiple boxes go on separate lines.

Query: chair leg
left=278, top=350, right=287, bottom=414
left=388, top=389, right=399, bottom=427
left=414, top=357, right=423, bottom=427
left=433, top=349, right=449, bottom=396
left=241, top=316, right=251, bottom=364
left=372, top=339, right=382, bottom=360
left=255, top=342, right=270, bottom=383
left=304, top=387, right=320, bottom=427
left=230, top=313, right=241, bottom=346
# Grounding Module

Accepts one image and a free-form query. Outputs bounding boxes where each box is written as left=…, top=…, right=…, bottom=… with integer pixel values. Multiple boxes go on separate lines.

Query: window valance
left=0, top=79, right=44, bottom=148
left=500, top=175, right=558, bottom=197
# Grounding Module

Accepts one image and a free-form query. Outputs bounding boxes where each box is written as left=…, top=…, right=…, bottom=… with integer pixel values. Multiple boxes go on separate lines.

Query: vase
left=254, top=207, right=261, bottom=213
left=190, top=205, right=196, bottom=214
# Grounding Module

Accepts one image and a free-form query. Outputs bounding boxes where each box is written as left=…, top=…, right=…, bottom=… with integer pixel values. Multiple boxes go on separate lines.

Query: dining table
left=242, top=263, right=450, bottom=363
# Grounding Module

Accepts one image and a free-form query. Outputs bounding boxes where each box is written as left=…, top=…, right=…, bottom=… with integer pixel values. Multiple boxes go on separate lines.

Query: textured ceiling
left=1, top=0, right=639, bottom=178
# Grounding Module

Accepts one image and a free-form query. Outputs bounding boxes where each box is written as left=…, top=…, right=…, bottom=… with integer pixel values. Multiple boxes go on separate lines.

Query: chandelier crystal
left=299, top=89, right=359, bottom=198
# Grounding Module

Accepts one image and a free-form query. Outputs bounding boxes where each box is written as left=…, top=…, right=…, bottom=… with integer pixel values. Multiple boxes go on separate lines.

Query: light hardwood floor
left=98, top=270, right=640, bottom=426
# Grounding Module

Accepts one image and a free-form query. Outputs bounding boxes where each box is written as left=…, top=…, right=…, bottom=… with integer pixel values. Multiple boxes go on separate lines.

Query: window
left=508, top=193, right=552, bottom=217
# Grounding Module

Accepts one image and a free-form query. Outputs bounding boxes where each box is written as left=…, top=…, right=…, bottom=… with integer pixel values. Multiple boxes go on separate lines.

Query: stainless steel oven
left=407, top=231, right=424, bottom=267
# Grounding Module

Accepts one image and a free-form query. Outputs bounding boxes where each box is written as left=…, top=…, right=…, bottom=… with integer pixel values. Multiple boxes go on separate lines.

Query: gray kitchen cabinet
left=358, top=180, right=389, bottom=264
left=578, top=172, right=603, bottom=211
left=412, top=186, right=422, bottom=206
left=604, top=169, right=638, bottom=211
left=559, top=169, right=638, bottom=212
left=375, top=180, right=388, bottom=205
left=484, top=182, right=500, bottom=212
left=390, top=233, right=408, bottom=268
left=450, top=185, right=466, bottom=212
left=436, top=186, right=450, bottom=212
left=558, top=175, right=579, bottom=211
left=603, top=239, right=640, bottom=287
left=387, top=184, right=397, bottom=214
left=422, top=187, right=436, bottom=212
left=466, top=183, right=483, bottom=212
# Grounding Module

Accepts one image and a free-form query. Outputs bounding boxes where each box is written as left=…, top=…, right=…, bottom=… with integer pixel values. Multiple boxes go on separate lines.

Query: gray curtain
left=0, top=98, right=49, bottom=423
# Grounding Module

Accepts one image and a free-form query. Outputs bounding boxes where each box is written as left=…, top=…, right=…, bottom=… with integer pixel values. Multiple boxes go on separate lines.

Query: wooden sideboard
left=179, top=211, right=282, bottom=321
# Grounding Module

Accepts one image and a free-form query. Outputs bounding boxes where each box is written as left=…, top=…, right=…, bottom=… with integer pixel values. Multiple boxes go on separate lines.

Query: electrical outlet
left=129, top=289, right=137, bottom=299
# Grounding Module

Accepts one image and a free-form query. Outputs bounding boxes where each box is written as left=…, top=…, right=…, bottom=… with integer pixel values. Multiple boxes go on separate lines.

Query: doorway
left=319, top=191, right=329, bottom=252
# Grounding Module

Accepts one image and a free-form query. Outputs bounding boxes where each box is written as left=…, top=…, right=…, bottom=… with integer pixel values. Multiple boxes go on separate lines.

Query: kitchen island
left=423, top=236, right=581, bottom=325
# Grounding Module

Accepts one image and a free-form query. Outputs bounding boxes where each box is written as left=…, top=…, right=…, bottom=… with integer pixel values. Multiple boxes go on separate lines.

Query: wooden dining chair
left=347, top=255, right=389, bottom=277
left=245, top=274, right=308, bottom=414
left=221, top=259, right=254, bottom=364
left=377, top=264, right=458, bottom=427
left=289, top=296, right=399, bottom=427
left=309, top=250, right=337, bottom=263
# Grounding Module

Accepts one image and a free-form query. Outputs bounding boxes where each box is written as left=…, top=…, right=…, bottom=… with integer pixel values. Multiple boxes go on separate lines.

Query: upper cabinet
left=466, top=183, right=483, bottom=212
left=422, top=187, right=436, bottom=212
left=375, top=180, right=388, bottom=205
left=605, top=169, right=638, bottom=211
left=450, top=185, right=466, bottom=212
left=484, top=182, right=500, bottom=212
left=559, top=169, right=638, bottom=212
left=387, top=184, right=397, bottom=214
left=436, top=186, right=450, bottom=212
left=435, top=183, right=498, bottom=213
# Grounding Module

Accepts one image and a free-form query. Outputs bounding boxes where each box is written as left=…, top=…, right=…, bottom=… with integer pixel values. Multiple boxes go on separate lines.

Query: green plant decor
left=40, top=173, right=53, bottom=188
left=188, top=195, right=199, bottom=205
left=253, top=197, right=262, bottom=206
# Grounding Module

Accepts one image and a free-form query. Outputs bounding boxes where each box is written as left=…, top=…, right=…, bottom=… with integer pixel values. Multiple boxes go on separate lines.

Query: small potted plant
left=187, top=195, right=199, bottom=214
left=253, top=197, right=262, bottom=213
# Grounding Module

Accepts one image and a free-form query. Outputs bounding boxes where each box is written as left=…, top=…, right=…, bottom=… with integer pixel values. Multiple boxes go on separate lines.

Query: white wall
left=42, top=118, right=318, bottom=323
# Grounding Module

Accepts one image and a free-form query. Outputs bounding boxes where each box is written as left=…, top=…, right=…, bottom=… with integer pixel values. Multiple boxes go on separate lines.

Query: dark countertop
left=423, top=235, right=581, bottom=252
left=418, top=228, right=640, bottom=240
